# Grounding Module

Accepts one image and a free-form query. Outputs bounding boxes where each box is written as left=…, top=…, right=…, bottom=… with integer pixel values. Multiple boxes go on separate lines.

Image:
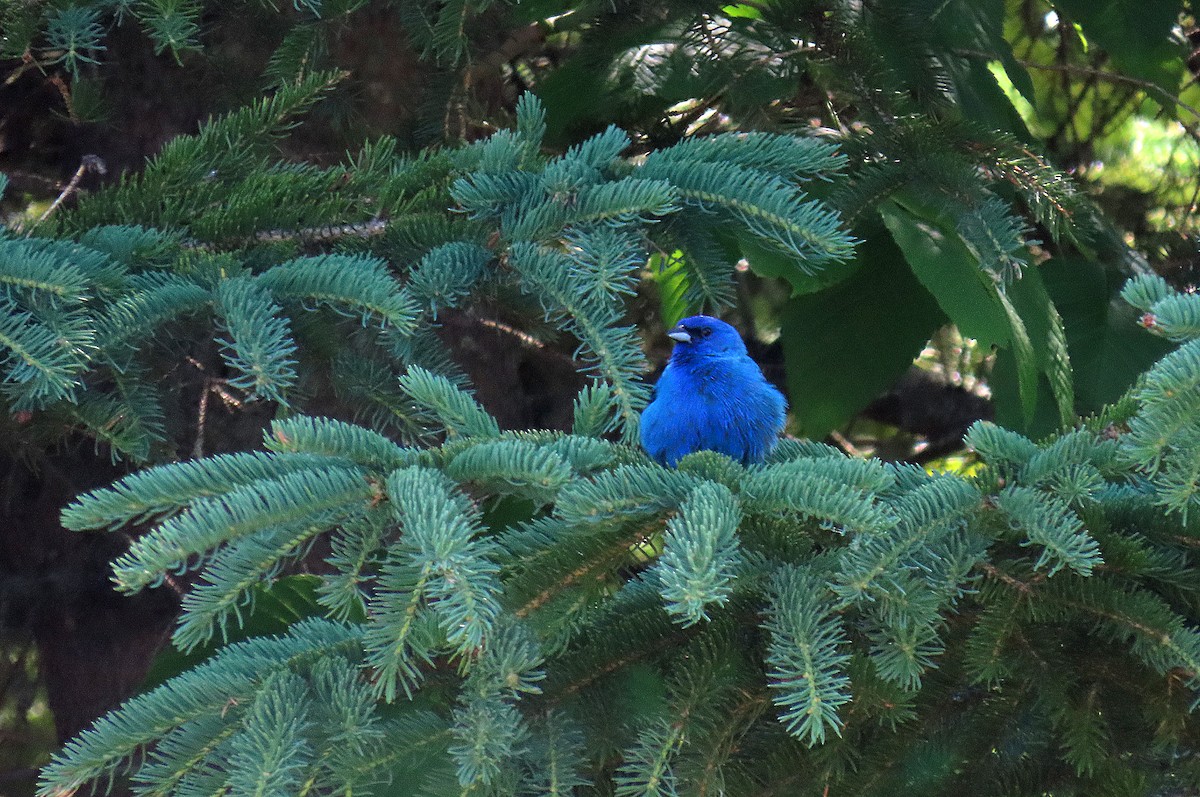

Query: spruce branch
left=36, top=620, right=362, bottom=797
left=226, top=670, right=313, bottom=797
left=109, top=465, right=372, bottom=593
left=67, top=70, right=346, bottom=230
left=215, top=278, right=299, bottom=406
left=508, top=242, right=651, bottom=441
left=398, top=365, right=502, bottom=439
left=255, top=253, right=420, bottom=334
left=763, top=565, right=852, bottom=746
left=654, top=482, right=744, bottom=627
left=993, top=485, right=1102, bottom=577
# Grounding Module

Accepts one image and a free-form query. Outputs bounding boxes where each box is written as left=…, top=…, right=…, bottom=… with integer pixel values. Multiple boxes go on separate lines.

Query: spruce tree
left=11, top=89, right=1200, bottom=797
left=3, top=1, right=1199, bottom=794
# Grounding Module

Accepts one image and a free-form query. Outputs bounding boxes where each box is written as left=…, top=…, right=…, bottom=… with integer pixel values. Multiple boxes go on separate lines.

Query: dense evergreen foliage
left=32, top=243, right=1200, bottom=794
left=3, top=0, right=1200, bottom=794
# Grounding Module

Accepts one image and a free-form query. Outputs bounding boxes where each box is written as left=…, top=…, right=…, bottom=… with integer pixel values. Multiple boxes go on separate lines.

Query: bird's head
left=667, top=315, right=747, bottom=357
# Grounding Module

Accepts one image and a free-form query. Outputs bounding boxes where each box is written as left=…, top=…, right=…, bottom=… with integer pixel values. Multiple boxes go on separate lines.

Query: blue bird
left=640, top=315, right=787, bottom=467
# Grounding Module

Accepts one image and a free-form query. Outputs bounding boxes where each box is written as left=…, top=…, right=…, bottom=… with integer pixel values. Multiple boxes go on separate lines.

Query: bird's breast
left=689, top=362, right=748, bottom=400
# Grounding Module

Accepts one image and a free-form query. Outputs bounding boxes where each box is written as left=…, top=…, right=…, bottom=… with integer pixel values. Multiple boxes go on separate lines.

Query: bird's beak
left=667, top=329, right=691, bottom=343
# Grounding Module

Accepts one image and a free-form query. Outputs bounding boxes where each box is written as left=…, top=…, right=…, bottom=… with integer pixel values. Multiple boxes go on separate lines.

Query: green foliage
left=214, top=277, right=298, bottom=406
left=0, top=79, right=852, bottom=462
left=527, top=0, right=1178, bottom=436
left=763, top=564, right=851, bottom=745
left=653, top=481, right=742, bottom=627
left=43, top=5, right=106, bottom=74
left=8, top=0, right=1179, bottom=435
left=38, top=277, right=1200, bottom=792
left=1120, top=276, right=1200, bottom=519
left=8, top=0, right=1200, bottom=794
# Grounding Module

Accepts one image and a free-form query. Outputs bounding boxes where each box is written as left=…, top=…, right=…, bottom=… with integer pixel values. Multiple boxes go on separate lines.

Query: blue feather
left=641, top=315, right=787, bottom=467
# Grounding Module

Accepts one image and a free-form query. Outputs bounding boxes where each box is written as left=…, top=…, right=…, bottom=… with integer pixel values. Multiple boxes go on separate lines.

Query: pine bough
left=39, top=271, right=1200, bottom=793
left=4, top=88, right=1199, bottom=793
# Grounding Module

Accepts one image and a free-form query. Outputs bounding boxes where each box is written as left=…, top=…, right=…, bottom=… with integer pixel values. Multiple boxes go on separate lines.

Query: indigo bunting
left=640, top=315, right=787, bottom=467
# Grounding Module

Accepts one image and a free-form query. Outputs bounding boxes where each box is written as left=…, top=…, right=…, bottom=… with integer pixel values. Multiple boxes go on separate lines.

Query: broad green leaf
left=992, top=283, right=1039, bottom=426
left=722, top=3, right=762, bottom=20
left=968, top=0, right=1036, bottom=106
left=942, top=55, right=1033, bottom=141
left=879, top=201, right=1011, bottom=348
left=881, top=199, right=1070, bottom=429
left=995, top=48, right=1037, bottom=110
left=781, top=223, right=945, bottom=437
left=739, top=235, right=856, bottom=297
left=648, top=250, right=692, bottom=328
left=991, top=258, right=1169, bottom=435
left=990, top=350, right=1060, bottom=437
left=1040, top=257, right=1174, bottom=413
left=1003, top=265, right=1076, bottom=427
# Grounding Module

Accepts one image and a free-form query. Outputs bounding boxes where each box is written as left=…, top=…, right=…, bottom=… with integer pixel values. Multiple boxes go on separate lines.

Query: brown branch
left=32, top=155, right=106, bottom=227
left=695, top=690, right=770, bottom=797
left=1025, top=61, right=1200, bottom=121
left=956, top=47, right=1200, bottom=121
left=179, top=217, right=390, bottom=252
left=978, top=561, right=1039, bottom=595
left=515, top=527, right=652, bottom=618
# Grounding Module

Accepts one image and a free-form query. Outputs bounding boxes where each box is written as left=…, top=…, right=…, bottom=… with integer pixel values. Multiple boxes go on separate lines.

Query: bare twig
left=181, top=217, right=390, bottom=252
left=828, top=429, right=864, bottom=458
left=1024, top=61, right=1200, bottom=121
left=193, top=377, right=211, bottom=459
left=955, top=48, right=1200, bottom=121
left=33, top=154, right=106, bottom=226
left=476, top=317, right=546, bottom=349
left=3, top=50, right=44, bottom=87
left=251, top=217, right=389, bottom=245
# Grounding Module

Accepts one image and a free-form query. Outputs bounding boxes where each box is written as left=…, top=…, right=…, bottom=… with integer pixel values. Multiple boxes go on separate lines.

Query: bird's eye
left=699, top=327, right=712, bottom=338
